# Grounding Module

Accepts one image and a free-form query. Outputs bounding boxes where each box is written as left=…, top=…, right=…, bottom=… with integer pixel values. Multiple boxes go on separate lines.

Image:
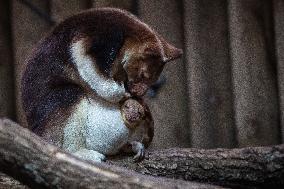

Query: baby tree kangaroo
left=21, top=8, right=182, bottom=162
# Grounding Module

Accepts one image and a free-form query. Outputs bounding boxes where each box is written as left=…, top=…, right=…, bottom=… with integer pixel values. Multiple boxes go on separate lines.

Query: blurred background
left=0, top=0, right=284, bottom=149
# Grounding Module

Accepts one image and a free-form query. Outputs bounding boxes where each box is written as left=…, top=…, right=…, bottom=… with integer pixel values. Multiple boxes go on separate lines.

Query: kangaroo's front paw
left=131, top=141, right=145, bottom=162
left=73, top=149, right=106, bottom=163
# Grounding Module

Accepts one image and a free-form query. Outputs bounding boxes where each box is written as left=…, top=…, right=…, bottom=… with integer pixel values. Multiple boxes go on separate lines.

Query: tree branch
left=0, top=172, right=28, bottom=189
left=109, top=145, right=284, bottom=188
left=0, top=119, right=222, bottom=189
left=1, top=118, right=284, bottom=188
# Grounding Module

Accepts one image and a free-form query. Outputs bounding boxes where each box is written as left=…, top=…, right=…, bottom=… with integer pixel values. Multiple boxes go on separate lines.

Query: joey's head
left=61, top=8, right=182, bottom=101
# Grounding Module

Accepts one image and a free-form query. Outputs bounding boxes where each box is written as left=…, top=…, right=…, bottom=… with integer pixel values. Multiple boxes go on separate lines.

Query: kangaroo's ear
left=160, top=37, right=183, bottom=63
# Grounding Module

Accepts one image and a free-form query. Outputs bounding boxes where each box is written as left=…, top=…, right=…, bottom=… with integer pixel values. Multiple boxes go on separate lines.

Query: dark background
left=0, top=0, right=284, bottom=149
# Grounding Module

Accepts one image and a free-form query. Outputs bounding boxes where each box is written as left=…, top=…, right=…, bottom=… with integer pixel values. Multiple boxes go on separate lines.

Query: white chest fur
left=63, top=98, right=130, bottom=155
left=70, top=40, right=126, bottom=103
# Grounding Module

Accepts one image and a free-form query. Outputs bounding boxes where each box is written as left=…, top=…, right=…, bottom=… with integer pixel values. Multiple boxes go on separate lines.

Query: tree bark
left=0, top=119, right=222, bottom=189
left=109, top=145, right=284, bottom=188
left=0, top=173, right=28, bottom=189
left=1, top=119, right=284, bottom=188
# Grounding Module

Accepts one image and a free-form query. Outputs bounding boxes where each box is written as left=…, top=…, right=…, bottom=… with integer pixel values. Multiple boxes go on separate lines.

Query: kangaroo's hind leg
left=62, top=98, right=106, bottom=162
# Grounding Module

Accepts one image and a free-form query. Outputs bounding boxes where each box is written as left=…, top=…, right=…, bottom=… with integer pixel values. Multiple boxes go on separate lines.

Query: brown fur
left=21, top=8, right=182, bottom=148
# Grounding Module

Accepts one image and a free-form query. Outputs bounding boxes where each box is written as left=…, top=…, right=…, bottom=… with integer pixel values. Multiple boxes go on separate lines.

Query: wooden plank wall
left=12, top=0, right=50, bottom=127
left=0, top=1, right=15, bottom=119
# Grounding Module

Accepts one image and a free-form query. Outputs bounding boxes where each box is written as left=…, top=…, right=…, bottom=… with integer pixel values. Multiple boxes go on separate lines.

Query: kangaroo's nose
left=127, top=81, right=149, bottom=97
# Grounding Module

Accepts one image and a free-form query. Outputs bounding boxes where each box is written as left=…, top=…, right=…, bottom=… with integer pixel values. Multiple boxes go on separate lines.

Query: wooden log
left=0, top=119, right=222, bottom=189
left=0, top=173, right=28, bottom=189
left=110, top=145, right=284, bottom=188
left=1, top=118, right=283, bottom=188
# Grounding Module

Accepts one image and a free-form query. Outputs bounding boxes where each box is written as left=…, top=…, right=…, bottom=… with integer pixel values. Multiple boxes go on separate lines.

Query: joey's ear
left=160, top=38, right=183, bottom=63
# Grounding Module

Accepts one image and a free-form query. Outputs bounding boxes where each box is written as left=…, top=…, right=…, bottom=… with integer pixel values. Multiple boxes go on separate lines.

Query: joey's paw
left=73, top=149, right=106, bottom=163
left=133, top=147, right=145, bottom=162
left=131, top=141, right=145, bottom=162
